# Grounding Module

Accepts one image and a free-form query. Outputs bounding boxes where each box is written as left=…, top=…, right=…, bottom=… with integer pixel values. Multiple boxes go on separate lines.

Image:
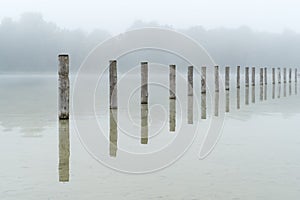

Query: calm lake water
left=1, top=73, right=300, bottom=200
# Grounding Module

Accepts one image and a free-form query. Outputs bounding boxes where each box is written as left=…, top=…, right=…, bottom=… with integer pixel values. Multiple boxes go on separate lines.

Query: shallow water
left=1, top=73, right=300, bottom=200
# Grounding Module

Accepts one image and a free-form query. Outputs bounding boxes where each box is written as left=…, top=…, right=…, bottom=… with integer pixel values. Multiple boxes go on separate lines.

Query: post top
left=109, top=60, right=117, bottom=63
left=58, top=54, right=69, bottom=57
left=141, top=61, right=148, bottom=65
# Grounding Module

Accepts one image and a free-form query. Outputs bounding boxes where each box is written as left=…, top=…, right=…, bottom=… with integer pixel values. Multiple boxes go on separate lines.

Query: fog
left=0, top=13, right=300, bottom=73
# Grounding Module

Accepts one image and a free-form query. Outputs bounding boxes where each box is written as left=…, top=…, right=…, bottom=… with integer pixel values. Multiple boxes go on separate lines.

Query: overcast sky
left=1, top=0, right=300, bottom=34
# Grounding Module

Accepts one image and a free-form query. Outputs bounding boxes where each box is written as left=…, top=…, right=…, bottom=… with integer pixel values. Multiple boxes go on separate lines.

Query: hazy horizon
left=2, top=0, right=300, bottom=35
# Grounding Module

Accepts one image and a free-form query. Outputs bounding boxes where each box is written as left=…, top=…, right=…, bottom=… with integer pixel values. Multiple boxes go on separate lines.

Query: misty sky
left=1, top=0, right=300, bottom=34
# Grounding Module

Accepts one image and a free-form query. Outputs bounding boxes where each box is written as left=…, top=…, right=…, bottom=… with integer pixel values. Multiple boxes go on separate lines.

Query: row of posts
left=58, top=54, right=299, bottom=119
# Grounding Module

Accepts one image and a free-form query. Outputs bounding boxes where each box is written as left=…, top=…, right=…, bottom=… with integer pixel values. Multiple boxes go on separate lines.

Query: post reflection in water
left=272, top=84, right=275, bottom=99
left=226, top=91, right=230, bottom=113
left=187, top=96, right=193, bottom=124
left=251, top=85, right=255, bottom=103
left=245, top=86, right=249, bottom=105
left=214, top=92, right=219, bottom=116
left=289, top=83, right=292, bottom=96
left=264, top=85, right=267, bottom=100
left=284, top=83, right=287, bottom=97
left=278, top=84, right=281, bottom=98
left=296, top=82, right=298, bottom=95
left=109, top=109, right=118, bottom=157
left=237, top=88, right=240, bottom=109
left=59, top=120, right=70, bottom=183
left=260, top=85, right=263, bottom=101
left=169, top=99, right=176, bottom=132
left=141, top=104, right=148, bottom=144
left=201, top=93, right=207, bottom=119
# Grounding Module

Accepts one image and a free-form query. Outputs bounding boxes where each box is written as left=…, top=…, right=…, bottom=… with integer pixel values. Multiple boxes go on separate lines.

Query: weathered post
left=252, top=67, right=255, bottom=86
left=215, top=66, right=219, bottom=92
left=272, top=68, right=275, bottom=84
left=278, top=68, right=281, bottom=84
left=264, top=67, right=267, bottom=85
left=141, top=62, right=148, bottom=104
left=289, top=68, right=292, bottom=83
left=188, top=66, right=193, bottom=96
left=109, top=60, right=118, bottom=109
left=260, top=68, right=264, bottom=86
left=169, top=65, right=176, bottom=99
left=295, top=68, right=298, bottom=83
left=283, top=68, right=287, bottom=83
left=225, top=66, right=230, bottom=91
left=245, top=67, right=249, bottom=87
left=201, top=66, right=207, bottom=119
left=58, top=54, right=69, bottom=120
left=237, top=66, right=240, bottom=89
left=201, top=66, right=206, bottom=94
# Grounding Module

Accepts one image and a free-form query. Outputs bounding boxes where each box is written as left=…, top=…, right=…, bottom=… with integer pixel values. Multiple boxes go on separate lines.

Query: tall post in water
left=237, top=66, right=240, bottom=89
left=215, top=66, right=219, bottom=92
left=264, top=67, right=267, bottom=85
left=141, top=62, right=148, bottom=104
left=58, top=54, right=69, bottom=120
left=201, top=66, right=207, bottom=94
left=201, top=66, right=207, bottom=119
left=225, top=66, right=230, bottom=91
left=278, top=68, right=281, bottom=84
left=109, top=60, right=118, bottom=109
left=169, top=65, right=176, bottom=99
left=260, top=68, right=264, bottom=86
left=188, top=66, right=193, bottom=96
left=245, top=67, right=249, bottom=87
left=295, top=68, right=298, bottom=83
left=283, top=68, right=287, bottom=83
left=289, top=68, right=292, bottom=83
left=272, top=68, right=275, bottom=84
left=252, top=67, right=255, bottom=86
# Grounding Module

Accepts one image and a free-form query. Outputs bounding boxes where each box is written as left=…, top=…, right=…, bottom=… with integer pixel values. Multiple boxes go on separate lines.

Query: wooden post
left=264, top=67, right=267, bottom=85
left=237, top=88, right=240, bottom=109
left=109, top=60, right=118, bottom=109
left=188, top=66, right=193, bottom=96
left=245, top=67, right=249, bottom=87
left=283, top=68, right=287, bottom=83
left=289, top=68, right=292, bottom=83
left=201, top=66, right=206, bottom=94
left=58, top=54, right=69, bottom=120
left=225, top=66, right=230, bottom=91
left=260, top=68, right=264, bottom=86
left=169, top=65, right=176, bottom=99
left=272, top=68, right=275, bottom=84
left=141, top=62, right=148, bottom=104
left=278, top=68, right=281, bottom=84
left=295, top=68, right=298, bottom=83
left=215, top=66, right=219, bottom=92
left=252, top=67, right=255, bottom=86
left=237, top=66, right=240, bottom=89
